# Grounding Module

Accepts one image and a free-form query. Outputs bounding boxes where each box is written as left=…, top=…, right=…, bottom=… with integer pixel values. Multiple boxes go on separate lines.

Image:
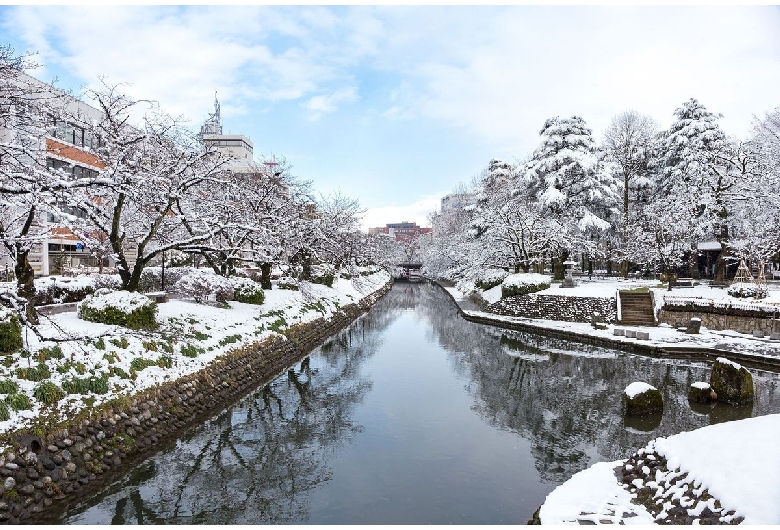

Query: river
left=55, top=282, right=780, bottom=524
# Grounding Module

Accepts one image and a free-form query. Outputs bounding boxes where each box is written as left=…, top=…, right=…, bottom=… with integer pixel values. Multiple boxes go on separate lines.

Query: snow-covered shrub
left=727, top=282, right=756, bottom=298
left=277, top=277, right=299, bottom=291
left=174, top=270, right=233, bottom=305
left=310, top=264, right=335, bottom=287
left=0, top=307, right=22, bottom=354
left=78, top=289, right=158, bottom=330
left=231, top=277, right=265, bottom=305
left=32, top=278, right=95, bottom=306
left=501, top=273, right=552, bottom=299
left=475, top=269, right=511, bottom=291
left=137, top=267, right=199, bottom=293
left=90, top=274, right=122, bottom=291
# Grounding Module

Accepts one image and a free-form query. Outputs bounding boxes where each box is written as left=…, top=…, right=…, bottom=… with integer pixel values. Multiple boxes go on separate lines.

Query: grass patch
left=37, top=345, right=64, bottom=362
left=0, top=379, right=18, bottom=394
left=109, top=337, right=129, bottom=349
left=218, top=334, right=242, bottom=347
left=16, top=363, right=51, bottom=382
left=5, top=393, right=31, bottom=411
left=180, top=343, right=205, bottom=358
left=33, top=382, right=65, bottom=405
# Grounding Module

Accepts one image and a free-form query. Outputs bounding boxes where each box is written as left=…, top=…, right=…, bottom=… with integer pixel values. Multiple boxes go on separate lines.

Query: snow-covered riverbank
left=443, top=277, right=780, bottom=525
left=538, top=414, right=780, bottom=525
left=0, top=270, right=391, bottom=443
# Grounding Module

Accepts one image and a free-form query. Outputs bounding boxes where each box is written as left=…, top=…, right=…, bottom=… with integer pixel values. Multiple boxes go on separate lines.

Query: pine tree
left=523, top=116, right=618, bottom=278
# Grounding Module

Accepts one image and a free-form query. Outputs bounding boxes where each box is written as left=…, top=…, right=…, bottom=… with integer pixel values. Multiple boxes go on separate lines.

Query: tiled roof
left=46, top=138, right=106, bottom=170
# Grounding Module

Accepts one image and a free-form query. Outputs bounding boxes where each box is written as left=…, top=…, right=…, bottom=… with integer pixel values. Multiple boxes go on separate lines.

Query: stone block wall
left=486, top=294, right=617, bottom=323
left=658, top=308, right=780, bottom=335
left=0, top=280, right=392, bottom=524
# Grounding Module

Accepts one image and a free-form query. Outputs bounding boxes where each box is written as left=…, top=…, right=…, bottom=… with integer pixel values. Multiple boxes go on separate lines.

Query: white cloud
left=302, top=86, right=359, bottom=119
left=360, top=194, right=444, bottom=232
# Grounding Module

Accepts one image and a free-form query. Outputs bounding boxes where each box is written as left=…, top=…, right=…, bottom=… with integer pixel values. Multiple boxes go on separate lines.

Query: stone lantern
left=562, top=260, right=577, bottom=288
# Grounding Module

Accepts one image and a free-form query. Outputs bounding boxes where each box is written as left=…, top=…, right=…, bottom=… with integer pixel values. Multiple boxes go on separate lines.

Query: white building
left=198, top=94, right=254, bottom=172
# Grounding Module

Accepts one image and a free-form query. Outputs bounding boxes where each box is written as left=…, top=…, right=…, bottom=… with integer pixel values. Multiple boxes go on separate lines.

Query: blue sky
left=2, top=5, right=780, bottom=229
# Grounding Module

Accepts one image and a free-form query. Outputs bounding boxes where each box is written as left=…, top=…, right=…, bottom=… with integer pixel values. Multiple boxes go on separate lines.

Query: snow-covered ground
left=0, top=270, right=390, bottom=445
left=446, top=278, right=780, bottom=362
left=539, top=414, right=780, bottom=525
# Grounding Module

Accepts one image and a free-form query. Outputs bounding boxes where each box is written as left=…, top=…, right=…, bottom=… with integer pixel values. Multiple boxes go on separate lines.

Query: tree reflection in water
left=58, top=282, right=780, bottom=524
left=415, top=283, right=780, bottom=483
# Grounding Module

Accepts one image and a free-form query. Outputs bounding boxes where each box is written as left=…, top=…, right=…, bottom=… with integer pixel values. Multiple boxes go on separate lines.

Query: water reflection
left=56, top=282, right=780, bottom=524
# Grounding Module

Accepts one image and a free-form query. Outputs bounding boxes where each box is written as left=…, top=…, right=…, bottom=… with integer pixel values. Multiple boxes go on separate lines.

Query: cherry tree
left=0, top=46, right=95, bottom=321
left=64, top=81, right=229, bottom=292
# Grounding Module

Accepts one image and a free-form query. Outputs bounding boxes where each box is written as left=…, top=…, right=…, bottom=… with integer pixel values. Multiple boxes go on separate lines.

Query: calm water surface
left=56, top=283, right=780, bottom=524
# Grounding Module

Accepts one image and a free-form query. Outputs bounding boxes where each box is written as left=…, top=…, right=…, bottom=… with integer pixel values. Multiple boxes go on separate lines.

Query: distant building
left=441, top=192, right=476, bottom=212
left=198, top=93, right=254, bottom=172
left=369, top=222, right=432, bottom=242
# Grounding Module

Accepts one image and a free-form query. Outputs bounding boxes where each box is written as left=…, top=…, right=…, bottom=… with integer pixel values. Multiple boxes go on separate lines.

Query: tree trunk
left=689, top=251, right=700, bottom=280
left=15, top=249, right=38, bottom=325
left=300, top=251, right=312, bottom=281
left=260, top=262, right=272, bottom=290
left=553, top=254, right=566, bottom=281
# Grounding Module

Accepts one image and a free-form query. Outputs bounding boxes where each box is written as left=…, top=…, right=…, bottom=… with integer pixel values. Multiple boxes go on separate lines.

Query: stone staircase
left=618, top=291, right=656, bottom=326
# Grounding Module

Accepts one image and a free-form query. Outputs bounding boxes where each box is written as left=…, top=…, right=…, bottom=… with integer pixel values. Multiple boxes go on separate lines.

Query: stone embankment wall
left=658, top=308, right=780, bottom=335
left=486, top=294, right=617, bottom=323
left=0, top=281, right=392, bottom=524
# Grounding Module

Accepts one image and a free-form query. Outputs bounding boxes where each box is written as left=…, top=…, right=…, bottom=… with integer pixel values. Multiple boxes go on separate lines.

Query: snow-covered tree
left=602, top=110, right=658, bottom=277
left=0, top=46, right=88, bottom=321
left=659, top=98, right=752, bottom=280
left=523, top=116, right=619, bottom=277
left=67, top=81, right=229, bottom=292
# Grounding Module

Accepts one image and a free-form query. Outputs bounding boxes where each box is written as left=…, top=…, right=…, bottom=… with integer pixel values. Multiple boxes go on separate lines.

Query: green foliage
left=310, top=273, right=334, bottom=287
left=160, top=341, right=174, bottom=353
left=142, top=340, right=158, bottom=352
left=62, top=374, right=109, bottom=395
left=109, top=337, right=129, bottom=349
left=180, top=343, right=205, bottom=358
left=158, top=355, right=172, bottom=368
left=277, top=278, right=299, bottom=291
left=0, top=379, right=18, bottom=394
left=5, top=393, right=31, bottom=411
left=234, top=288, right=265, bottom=305
left=0, top=311, right=22, bottom=354
left=56, top=360, right=87, bottom=375
left=218, top=334, right=242, bottom=347
left=94, top=337, right=106, bottom=350
left=269, top=318, right=287, bottom=333
left=130, top=357, right=158, bottom=372
left=130, top=355, right=172, bottom=372
left=33, top=382, right=65, bottom=405
left=501, top=282, right=551, bottom=299
left=79, top=294, right=158, bottom=330
left=110, top=366, right=130, bottom=379
left=2, top=356, right=14, bottom=368
left=37, top=344, right=64, bottom=361
left=16, top=363, right=51, bottom=382
left=301, top=301, right=326, bottom=315
left=102, top=352, right=120, bottom=364
left=191, top=330, right=209, bottom=341
left=0, top=401, right=8, bottom=421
